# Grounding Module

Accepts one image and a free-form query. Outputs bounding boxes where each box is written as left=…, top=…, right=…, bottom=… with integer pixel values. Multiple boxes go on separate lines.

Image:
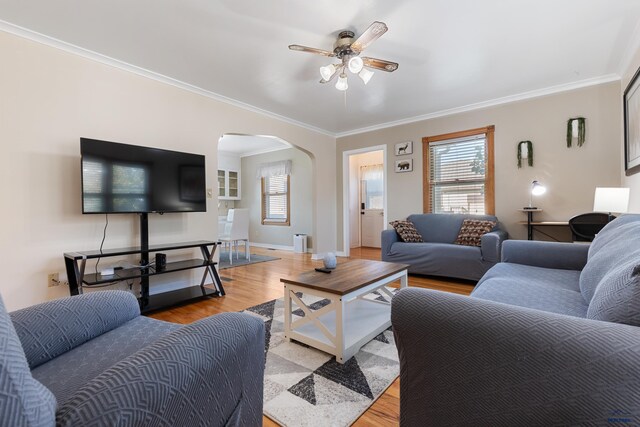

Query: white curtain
left=361, top=164, right=384, bottom=210
left=256, top=160, right=292, bottom=179
left=361, top=164, right=383, bottom=183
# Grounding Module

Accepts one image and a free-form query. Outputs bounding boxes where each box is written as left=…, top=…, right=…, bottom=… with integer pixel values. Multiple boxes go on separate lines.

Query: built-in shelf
left=218, top=169, right=241, bottom=200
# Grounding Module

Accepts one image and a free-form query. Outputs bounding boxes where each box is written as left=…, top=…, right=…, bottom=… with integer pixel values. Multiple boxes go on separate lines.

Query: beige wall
left=0, top=31, right=335, bottom=310
left=336, top=82, right=622, bottom=249
left=236, top=148, right=313, bottom=249
left=621, top=44, right=640, bottom=211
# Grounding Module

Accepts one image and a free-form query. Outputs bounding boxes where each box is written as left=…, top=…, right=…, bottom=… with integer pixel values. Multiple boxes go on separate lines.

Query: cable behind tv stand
left=64, top=213, right=225, bottom=313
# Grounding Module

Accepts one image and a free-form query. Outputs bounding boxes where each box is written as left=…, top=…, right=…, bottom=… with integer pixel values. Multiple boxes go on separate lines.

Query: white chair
left=219, top=208, right=250, bottom=264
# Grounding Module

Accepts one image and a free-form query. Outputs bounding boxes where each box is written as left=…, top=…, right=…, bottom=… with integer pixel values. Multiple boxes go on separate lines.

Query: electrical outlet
left=48, top=273, right=59, bottom=287
left=206, top=188, right=213, bottom=198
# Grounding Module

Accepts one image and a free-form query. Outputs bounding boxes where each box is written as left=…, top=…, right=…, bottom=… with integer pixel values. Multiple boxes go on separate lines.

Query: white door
left=360, top=165, right=384, bottom=248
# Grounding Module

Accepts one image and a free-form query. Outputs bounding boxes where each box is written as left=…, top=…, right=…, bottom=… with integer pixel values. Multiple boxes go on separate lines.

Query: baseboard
left=249, top=242, right=313, bottom=253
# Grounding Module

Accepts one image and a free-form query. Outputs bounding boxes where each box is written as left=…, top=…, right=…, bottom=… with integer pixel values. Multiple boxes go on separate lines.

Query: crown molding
left=0, top=20, right=335, bottom=138
left=0, top=20, right=624, bottom=140
left=335, top=74, right=621, bottom=138
left=240, top=145, right=290, bottom=158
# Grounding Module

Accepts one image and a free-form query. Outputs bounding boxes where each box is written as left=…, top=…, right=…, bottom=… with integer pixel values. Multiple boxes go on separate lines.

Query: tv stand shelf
left=64, top=240, right=224, bottom=313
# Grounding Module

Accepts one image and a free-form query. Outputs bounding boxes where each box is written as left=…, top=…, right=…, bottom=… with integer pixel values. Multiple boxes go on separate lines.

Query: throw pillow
left=454, top=219, right=496, bottom=247
left=389, top=220, right=423, bottom=243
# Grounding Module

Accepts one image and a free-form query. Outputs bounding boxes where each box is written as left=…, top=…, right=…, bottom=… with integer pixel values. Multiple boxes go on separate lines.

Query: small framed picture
left=395, top=158, right=413, bottom=173
left=394, top=141, right=413, bottom=156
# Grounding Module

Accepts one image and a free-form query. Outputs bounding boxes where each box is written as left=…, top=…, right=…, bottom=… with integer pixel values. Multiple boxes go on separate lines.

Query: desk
left=516, top=221, right=569, bottom=241
left=518, top=209, right=569, bottom=241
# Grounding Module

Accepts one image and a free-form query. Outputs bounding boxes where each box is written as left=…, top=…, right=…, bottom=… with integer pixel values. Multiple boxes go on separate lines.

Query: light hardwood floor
left=148, top=246, right=474, bottom=426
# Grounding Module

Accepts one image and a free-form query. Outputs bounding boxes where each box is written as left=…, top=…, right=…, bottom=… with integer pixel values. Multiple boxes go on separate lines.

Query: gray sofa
left=381, top=213, right=508, bottom=281
left=0, top=290, right=265, bottom=426
left=392, top=214, right=640, bottom=426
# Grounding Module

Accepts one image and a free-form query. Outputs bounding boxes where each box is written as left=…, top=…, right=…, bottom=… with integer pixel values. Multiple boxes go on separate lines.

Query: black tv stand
left=64, top=239, right=225, bottom=313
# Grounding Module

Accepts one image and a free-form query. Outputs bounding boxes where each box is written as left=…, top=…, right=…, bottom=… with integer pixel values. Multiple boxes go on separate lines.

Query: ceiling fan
left=288, top=21, right=398, bottom=91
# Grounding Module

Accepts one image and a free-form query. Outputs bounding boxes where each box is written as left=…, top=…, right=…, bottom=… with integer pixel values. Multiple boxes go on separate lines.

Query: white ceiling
left=218, top=134, right=290, bottom=157
left=1, top=0, right=640, bottom=135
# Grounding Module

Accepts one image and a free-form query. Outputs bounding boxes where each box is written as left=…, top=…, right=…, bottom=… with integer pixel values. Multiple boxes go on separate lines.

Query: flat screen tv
left=81, top=138, right=206, bottom=214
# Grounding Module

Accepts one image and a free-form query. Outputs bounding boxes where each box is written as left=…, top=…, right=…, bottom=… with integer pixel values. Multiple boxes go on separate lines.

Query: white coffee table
left=280, top=259, right=409, bottom=364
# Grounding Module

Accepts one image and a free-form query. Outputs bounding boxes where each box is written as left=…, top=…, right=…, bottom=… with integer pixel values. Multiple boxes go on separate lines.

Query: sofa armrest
left=392, top=288, right=640, bottom=426
left=381, top=229, right=400, bottom=257
left=10, top=290, right=140, bottom=369
left=501, top=240, right=589, bottom=270
left=480, top=230, right=508, bottom=263
left=56, top=312, right=265, bottom=427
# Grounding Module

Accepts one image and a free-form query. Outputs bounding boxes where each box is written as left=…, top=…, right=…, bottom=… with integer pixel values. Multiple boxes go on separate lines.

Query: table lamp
left=593, top=187, right=630, bottom=222
left=524, top=180, right=546, bottom=210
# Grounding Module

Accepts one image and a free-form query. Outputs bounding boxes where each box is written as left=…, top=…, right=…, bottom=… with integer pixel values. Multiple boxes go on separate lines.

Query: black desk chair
left=568, top=213, right=612, bottom=242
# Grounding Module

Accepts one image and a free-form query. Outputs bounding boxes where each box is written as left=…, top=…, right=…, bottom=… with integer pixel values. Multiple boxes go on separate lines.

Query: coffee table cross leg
left=289, top=290, right=338, bottom=346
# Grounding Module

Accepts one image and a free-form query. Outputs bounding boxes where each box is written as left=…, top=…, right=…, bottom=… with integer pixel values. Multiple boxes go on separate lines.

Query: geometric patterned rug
left=242, top=290, right=399, bottom=427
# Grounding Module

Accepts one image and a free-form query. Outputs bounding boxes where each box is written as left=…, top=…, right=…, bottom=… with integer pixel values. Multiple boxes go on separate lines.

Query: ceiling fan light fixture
left=347, top=56, right=364, bottom=74
left=358, top=68, right=374, bottom=84
left=319, top=64, right=338, bottom=81
left=335, top=73, right=348, bottom=91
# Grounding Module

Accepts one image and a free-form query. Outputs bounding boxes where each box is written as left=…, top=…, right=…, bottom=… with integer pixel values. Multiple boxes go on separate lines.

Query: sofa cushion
left=473, top=263, right=587, bottom=317
left=586, top=261, right=640, bottom=326
left=580, top=219, right=640, bottom=303
left=408, top=213, right=498, bottom=244
left=388, top=241, right=490, bottom=280
left=454, top=219, right=496, bottom=247
left=389, top=220, right=423, bottom=242
left=32, top=315, right=180, bottom=406
left=0, top=296, right=56, bottom=426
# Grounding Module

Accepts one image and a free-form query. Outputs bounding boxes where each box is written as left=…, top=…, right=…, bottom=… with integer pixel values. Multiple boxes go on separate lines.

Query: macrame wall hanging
left=566, top=117, right=586, bottom=147
left=517, top=140, right=533, bottom=168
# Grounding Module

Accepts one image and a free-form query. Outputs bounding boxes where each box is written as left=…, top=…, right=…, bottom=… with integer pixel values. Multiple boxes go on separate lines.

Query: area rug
left=242, top=289, right=399, bottom=427
left=217, top=252, right=280, bottom=269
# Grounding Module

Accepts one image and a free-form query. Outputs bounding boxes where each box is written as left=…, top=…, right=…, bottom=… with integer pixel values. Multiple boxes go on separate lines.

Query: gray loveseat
left=381, top=213, right=508, bottom=281
left=392, top=214, right=640, bottom=425
left=0, top=290, right=264, bottom=426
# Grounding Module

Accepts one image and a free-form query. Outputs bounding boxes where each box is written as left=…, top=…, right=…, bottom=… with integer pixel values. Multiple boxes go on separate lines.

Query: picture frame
left=394, top=141, right=413, bottom=156
left=624, top=65, right=640, bottom=176
left=395, top=158, right=413, bottom=173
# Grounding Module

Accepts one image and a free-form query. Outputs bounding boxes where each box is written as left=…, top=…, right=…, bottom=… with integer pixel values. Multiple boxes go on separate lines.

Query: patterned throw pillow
left=389, top=220, right=423, bottom=243
left=454, top=219, right=496, bottom=246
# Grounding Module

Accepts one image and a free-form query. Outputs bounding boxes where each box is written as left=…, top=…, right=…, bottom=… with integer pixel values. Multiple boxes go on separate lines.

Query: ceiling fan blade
left=288, top=44, right=335, bottom=57
left=350, top=21, right=388, bottom=53
left=362, top=57, right=398, bottom=72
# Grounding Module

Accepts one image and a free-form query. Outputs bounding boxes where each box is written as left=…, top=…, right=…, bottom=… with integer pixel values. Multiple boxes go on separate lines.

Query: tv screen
left=81, top=138, right=206, bottom=214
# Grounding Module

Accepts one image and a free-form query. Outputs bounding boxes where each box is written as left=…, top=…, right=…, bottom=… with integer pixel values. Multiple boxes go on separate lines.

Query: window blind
left=263, top=175, right=289, bottom=222
left=428, top=134, right=486, bottom=214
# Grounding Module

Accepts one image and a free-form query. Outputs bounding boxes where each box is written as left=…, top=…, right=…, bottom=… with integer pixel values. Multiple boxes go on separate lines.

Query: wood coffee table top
left=280, top=259, right=409, bottom=296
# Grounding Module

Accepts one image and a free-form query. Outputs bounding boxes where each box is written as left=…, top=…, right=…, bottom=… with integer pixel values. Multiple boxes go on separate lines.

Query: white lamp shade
left=348, top=56, right=364, bottom=74
left=593, top=187, right=630, bottom=213
left=531, top=181, right=546, bottom=196
left=319, top=64, right=337, bottom=81
left=358, top=68, right=374, bottom=84
left=335, top=74, right=348, bottom=91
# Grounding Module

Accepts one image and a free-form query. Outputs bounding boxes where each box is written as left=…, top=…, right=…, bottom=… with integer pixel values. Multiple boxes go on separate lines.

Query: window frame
left=422, top=125, right=495, bottom=215
left=261, top=174, right=291, bottom=226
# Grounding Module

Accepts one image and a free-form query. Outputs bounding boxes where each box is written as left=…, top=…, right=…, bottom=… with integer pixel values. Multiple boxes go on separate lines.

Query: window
left=262, top=174, right=290, bottom=225
left=361, top=164, right=384, bottom=210
left=422, top=126, right=495, bottom=215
